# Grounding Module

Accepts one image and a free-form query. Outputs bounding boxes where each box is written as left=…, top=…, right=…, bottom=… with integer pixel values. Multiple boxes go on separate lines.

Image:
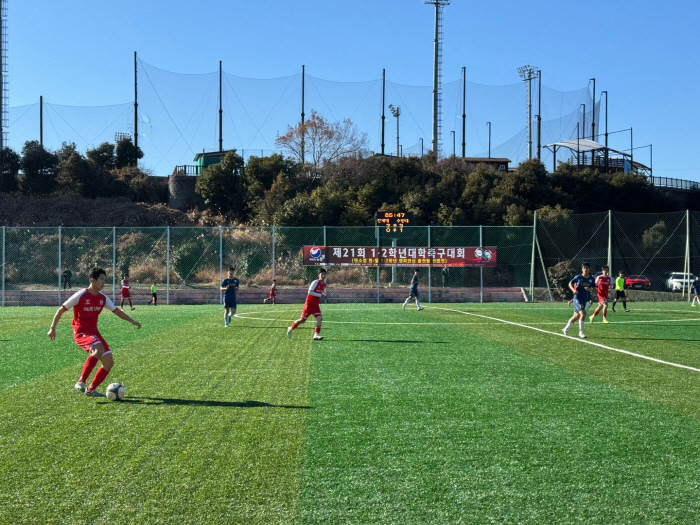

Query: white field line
left=429, top=306, right=700, bottom=374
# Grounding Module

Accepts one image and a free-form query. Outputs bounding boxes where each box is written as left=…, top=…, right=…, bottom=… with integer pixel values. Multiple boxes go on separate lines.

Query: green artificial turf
left=1, top=302, right=700, bottom=524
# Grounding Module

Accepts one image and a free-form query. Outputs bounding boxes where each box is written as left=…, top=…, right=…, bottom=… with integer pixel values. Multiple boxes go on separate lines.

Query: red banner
left=302, top=246, right=497, bottom=267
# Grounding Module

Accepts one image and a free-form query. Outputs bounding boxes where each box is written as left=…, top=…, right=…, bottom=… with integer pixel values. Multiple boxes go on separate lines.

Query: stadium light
left=389, top=104, right=400, bottom=157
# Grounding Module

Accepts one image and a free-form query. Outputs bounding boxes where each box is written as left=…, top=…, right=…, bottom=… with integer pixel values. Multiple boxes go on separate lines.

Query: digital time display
left=376, top=211, right=414, bottom=233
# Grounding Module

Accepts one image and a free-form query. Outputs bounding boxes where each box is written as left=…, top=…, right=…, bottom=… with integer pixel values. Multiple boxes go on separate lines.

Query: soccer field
left=2, top=302, right=700, bottom=524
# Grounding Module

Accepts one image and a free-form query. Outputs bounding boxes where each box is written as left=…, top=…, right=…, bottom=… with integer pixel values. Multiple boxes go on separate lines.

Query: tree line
left=0, top=138, right=163, bottom=202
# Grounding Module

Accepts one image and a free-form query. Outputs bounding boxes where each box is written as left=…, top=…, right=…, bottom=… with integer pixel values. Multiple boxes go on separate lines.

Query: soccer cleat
left=589, top=317, right=594, bottom=323
left=131, top=307, right=135, bottom=311
left=74, top=381, right=86, bottom=393
left=85, top=388, right=104, bottom=397
left=287, top=327, right=293, bottom=338
left=624, top=309, right=630, bottom=312
left=578, top=331, right=586, bottom=339
left=417, top=307, right=424, bottom=311
left=562, top=328, right=569, bottom=336
left=313, top=334, right=323, bottom=340
left=402, top=302, right=407, bottom=311
left=602, top=319, right=609, bottom=324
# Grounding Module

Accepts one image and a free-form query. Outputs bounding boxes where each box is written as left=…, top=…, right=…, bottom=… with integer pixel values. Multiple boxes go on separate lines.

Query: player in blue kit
left=692, top=276, right=700, bottom=307
left=402, top=268, right=424, bottom=311
left=220, top=267, right=239, bottom=327
left=562, top=262, right=595, bottom=338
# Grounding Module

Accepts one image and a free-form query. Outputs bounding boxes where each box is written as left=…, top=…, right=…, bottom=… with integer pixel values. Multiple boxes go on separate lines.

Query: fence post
left=112, top=227, right=116, bottom=301
left=58, top=226, right=62, bottom=306
left=166, top=226, right=171, bottom=305
left=219, top=226, right=223, bottom=305
left=428, top=225, right=432, bottom=304
left=479, top=225, right=484, bottom=303
left=607, top=210, right=613, bottom=274
left=685, top=210, right=691, bottom=301
left=376, top=224, right=380, bottom=304
left=1, top=226, right=4, bottom=307
left=272, top=226, right=276, bottom=280
left=530, top=211, right=537, bottom=301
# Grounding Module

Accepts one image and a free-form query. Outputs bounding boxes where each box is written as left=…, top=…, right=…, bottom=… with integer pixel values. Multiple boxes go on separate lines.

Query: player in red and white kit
left=263, top=279, right=277, bottom=304
left=48, top=267, right=141, bottom=396
left=120, top=273, right=135, bottom=311
left=287, top=268, right=327, bottom=340
left=590, top=265, right=612, bottom=324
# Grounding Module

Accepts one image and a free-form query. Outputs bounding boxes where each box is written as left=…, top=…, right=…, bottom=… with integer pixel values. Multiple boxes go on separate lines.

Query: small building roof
left=461, top=157, right=511, bottom=163
left=193, top=150, right=235, bottom=162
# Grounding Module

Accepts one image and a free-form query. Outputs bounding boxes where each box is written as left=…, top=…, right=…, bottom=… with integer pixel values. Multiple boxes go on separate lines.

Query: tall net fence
left=6, top=59, right=608, bottom=177
left=3, top=215, right=697, bottom=307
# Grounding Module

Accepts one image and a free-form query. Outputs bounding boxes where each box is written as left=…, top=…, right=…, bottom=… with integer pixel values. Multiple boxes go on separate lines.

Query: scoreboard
left=376, top=211, right=414, bottom=233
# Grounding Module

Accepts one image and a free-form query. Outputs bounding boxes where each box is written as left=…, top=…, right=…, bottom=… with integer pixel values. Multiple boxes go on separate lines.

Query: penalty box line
left=429, top=306, right=700, bottom=374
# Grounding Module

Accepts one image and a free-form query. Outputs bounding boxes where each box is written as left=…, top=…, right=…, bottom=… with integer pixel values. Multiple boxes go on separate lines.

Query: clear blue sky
left=10, top=0, right=700, bottom=180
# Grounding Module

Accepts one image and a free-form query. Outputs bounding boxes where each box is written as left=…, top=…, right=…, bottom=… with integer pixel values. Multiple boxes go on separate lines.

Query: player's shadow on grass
left=119, top=397, right=313, bottom=409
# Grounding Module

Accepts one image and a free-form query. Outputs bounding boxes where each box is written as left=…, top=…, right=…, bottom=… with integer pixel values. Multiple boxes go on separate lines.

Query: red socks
left=80, top=355, right=99, bottom=383
left=315, top=327, right=321, bottom=335
left=291, top=322, right=298, bottom=330
left=89, top=367, right=110, bottom=391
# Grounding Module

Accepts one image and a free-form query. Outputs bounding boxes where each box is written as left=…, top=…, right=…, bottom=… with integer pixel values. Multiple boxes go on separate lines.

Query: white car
left=666, top=272, right=696, bottom=291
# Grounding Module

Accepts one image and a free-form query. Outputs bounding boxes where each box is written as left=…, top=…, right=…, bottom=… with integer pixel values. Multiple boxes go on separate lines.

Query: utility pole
left=461, top=66, right=466, bottom=157
left=517, top=65, right=537, bottom=159
left=381, top=69, right=386, bottom=155
left=219, top=61, right=223, bottom=152
left=590, top=78, right=596, bottom=141
left=486, top=122, right=491, bottom=158
left=134, top=51, right=138, bottom=150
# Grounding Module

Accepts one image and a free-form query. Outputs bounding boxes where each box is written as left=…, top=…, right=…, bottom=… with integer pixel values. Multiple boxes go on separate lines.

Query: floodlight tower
left=0, top=0, right=8, bottom=148
left=389, top=104, right=400, bottom=157
left=517, top=65, right=538, bottom=160
left=425, top=0, right=450, bottom=157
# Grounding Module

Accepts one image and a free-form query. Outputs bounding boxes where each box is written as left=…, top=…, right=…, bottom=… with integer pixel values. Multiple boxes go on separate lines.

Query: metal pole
left=57, top=226, right=61, bottom=306
left=112, top=227, right=116, bottom=300
left=219, top=226, right=223, bottom=305
left=134, top=51, right=138, bottom=150
left=487, top=122, right=491, bottom=158
left=272, top=226, right=276, bottom=280
left=219, top=61, right=223, bottom=152
left=428, top=225, right=432, bottom=304
left=602, top=90, right=608, bottom=171
left=590, top=78, right=596, bottom=141
left=40, top=96, right=43, bottom=146
left=682, top=210, right=690, bottom=301
left=607, top=210, right=612, bottom=273
left=301, top=65, right=305, bottom=164
left=479, top=225, right=483, bottom=303
left=431, top=2, right=439, bottom=155
left=1, top=226, right=4, bottom=306
left=536, top=233, right=553, bottom=302
left=537, top=70, right=542, bottom=160
left=527, top=75, right=532, bottom=159
left=530, top=211, right=537, bottom=301
left=420, top=138, right=423, bottom=157
left=166, top=226, right=170, bottom=305
left=381, top=69, right=385, bottom=156
left=376, top=224, right=380, bottom=303
left=461, top=66, right=466, bottom=157
left=451, top=130, right=455, bottom=156
left=323, top=225, right=327, bottom=249
left=630, top=127, right=633, bottom=171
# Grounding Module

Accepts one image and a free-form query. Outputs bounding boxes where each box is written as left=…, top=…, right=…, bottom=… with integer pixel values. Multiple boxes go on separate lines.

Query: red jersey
left=304, top=279, right=327, bottom=308
left=62, top=288, right=116, bottom=334
left=596, top=275, right=612, bottom=297
left=121, top=278, right=131, bottom=298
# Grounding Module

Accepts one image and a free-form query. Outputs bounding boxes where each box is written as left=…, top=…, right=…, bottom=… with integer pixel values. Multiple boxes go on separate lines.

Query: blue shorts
left=409, top=287, right=419, bottom=298
left=224, top=295, right=237, bottom=308
left=573, top=297, right=588, bottom=313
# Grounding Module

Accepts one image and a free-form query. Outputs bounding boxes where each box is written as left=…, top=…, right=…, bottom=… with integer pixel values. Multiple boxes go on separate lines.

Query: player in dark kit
left=47, top=267, right=141, bottom=396
left=562, top=262, right=595, bottom=338
left=288, top=268, right=327, bottom=340
left=692, top=276, right=700, bottom=307
left=220, top=268, right=239, bottom=327
left=402, top=269, right=424, bottom=311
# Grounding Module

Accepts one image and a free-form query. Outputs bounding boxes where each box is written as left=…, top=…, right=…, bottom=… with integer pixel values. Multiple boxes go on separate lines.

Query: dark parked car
left=626, top=275, right=651, bottom=290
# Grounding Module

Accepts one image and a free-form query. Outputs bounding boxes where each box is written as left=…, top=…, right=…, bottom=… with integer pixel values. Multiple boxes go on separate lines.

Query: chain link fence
left=1, top=215, right=698, bottom=306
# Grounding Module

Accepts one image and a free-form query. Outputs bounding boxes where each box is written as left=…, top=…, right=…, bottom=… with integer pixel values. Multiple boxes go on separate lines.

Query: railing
left=171, top=165, right=201, bottom=176
left=650, top=176, right=700, bottom=191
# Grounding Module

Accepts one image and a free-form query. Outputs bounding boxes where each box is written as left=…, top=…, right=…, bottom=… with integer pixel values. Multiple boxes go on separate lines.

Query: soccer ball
left=105, top=383, right=125, bottom=401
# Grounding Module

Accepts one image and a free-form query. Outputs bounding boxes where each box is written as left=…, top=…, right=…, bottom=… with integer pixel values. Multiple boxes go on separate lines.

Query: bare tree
left=275, top=110, right=369, bottom=174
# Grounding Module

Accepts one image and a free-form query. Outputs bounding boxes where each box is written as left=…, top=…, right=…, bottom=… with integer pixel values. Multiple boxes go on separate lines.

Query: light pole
left=389, top=104, right=400, bottom=157
left=517, top=65, right=537, bottom=159
left=590, top=78, right=596, bottom=141
left=419, top=138, right=424, bottom=157
left=450, top=131, right=455, bottom=156
left=580, top=103, right=586, bottom=166
left=486, top=122, right=491, bottom=158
